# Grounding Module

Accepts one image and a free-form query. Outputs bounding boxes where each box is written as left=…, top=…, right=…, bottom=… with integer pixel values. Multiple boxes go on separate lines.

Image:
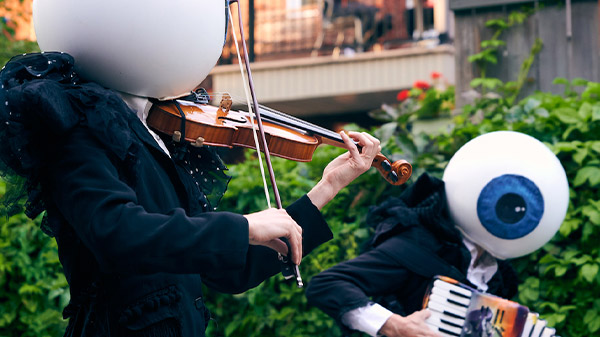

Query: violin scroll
left=372, top=154, right=412, bottom=186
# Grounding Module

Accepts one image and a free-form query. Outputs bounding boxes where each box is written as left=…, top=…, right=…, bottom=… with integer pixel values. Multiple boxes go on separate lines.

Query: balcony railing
left=219, top=0, right=420, bottom=64
left=210, top=1, right=452, bottom=117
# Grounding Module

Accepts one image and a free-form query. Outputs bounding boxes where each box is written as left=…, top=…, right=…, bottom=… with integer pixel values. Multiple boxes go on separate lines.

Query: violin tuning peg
left=389, top=171, right=399, bottom=183
left=381, top=160, right=391, bottom=172
left=172, top=131, right=182, bottom=143
left=192, top=136, right=205, bottom=148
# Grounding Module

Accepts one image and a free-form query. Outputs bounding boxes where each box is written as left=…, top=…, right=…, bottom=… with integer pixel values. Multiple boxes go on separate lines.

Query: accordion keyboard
left=423, top=277, right=559, bottom=337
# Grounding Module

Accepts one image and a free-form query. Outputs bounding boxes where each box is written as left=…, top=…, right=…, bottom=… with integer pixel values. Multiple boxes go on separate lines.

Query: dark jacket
left=0, top=53, right=333, bottom=337
left=305, top=173, right=518, bottom=331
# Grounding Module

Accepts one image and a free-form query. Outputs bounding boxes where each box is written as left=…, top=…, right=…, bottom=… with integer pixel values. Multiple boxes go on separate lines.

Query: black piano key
left=447, top=298, right=469, bottom=308
left=438, top=327, right=461, bottom=337
left=441, top=318, right=463, bottom=329
left=449, top=289, right=471, bottom=299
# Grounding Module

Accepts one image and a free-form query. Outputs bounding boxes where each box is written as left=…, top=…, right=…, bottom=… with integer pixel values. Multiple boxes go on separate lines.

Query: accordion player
left=306, top=131, right=570, bottom=337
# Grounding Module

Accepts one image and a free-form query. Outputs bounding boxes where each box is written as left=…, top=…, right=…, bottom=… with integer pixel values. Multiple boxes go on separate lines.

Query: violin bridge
left=216, top=93, right=233, bottom=125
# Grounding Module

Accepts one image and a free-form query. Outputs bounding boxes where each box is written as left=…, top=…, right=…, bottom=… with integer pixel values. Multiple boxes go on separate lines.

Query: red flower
left=430, top=71, right=442, bottom=80
left=413, top=80, right=430, bottom=90
left=397, top=89, right=410, bottom=101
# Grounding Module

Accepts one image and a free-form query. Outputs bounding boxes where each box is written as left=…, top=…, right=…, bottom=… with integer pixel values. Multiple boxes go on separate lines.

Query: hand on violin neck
left=244, top=208, right=303, bottom=265
left=308, top=131, right=381, bottom=210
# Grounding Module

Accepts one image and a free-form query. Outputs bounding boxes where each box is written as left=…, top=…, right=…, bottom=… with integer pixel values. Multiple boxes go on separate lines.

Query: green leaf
left=592, top=104, right=600, bottom=121
left=481, top=39, right=506, bottom=48
left=582, top=203, right=600, bottom=225
left=18, top=284, right=42, bottom=295
left=579, top=102, right=593, bottom=121
left=552, top=77, right=569, bottom=85
left=574, top=166, right=600, bottom=187
left=573, top=147, right=589, bottom=165
left=572, top=78, right=589, bottom=86
left=485, top=19, right=509, bottom=29
left=581, top=264, right=599, bottom=283
left=554, top=265, right=568, bottom=277
left=590, top=141, right=600, bottom=153
left=553, top=107, right=580, bottom=124
left=590, top=316, right=600, bottom=333
left=551, top=141, right=580, bottom=153
left=539, top=254, right=558, bottom=264
left=523, top=98, right=541, bottom=113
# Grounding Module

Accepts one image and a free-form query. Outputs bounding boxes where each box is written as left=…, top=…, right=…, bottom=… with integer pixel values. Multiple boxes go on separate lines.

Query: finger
left=355, top=132, right=380, bottom=159
left=347, top=131, right=374, bottom=150
left=290, top=223, right=303, bottom=265
left=340, top=131, right=361, bottom=159
left=264, top=238, right=288, bottom=256
left=362, top=132, right=381, bottom=156
left=420, top=309, right=432, bottom=319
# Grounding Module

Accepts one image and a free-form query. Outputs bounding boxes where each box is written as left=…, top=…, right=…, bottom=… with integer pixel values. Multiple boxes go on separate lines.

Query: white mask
left=33, top=0, right=228, bottom=100
left=443, top=131, right=569, bottom=259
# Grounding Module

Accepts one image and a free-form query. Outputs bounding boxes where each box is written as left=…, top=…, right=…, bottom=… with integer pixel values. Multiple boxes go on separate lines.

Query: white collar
left=462, top=236, right=498, bottom=292
left=117, top=92, right=171, bottom=157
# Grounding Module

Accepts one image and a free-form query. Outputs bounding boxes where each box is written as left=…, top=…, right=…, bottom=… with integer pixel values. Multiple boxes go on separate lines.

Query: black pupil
left=495, top=193, right=527, bottom=224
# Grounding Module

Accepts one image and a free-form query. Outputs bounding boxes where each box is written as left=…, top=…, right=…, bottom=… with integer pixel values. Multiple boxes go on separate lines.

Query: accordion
left=423, top=276, right=559, bottom=337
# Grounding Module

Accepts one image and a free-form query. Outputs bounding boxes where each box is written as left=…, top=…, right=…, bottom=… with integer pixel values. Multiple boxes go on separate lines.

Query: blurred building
left=0, top=0, right=35, bottom=41
left=208, top=0, right=455, bottom=127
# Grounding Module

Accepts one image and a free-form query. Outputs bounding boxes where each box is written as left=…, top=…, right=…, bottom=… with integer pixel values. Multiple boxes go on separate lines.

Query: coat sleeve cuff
left=286, top=194, right=333, bottom=255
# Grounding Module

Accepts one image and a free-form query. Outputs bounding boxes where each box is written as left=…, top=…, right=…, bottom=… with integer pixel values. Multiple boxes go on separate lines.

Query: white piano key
left=427, top=310, right=465, bottom=328
left=521, top=313, right=538, bottom=337
left=426, top=312, right=464, bottom=335
left=433, top=279, right=473, bottom=298
left=426, top=319, right=463, bottom=336
left=427, top=300, right=467, bottom=320
left=540, top=326, right=556, bottom=337
left=429, top=293, right=469, bottom=315
left=426, top=322, right=462, bottom=337
left=431, top=287, right=472, bottom=307
left=531, top=319, right=548, bottom=337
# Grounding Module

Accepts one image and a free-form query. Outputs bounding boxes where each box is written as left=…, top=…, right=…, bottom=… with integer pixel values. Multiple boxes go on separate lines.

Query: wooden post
left=414, top=0, right=424, bottom=39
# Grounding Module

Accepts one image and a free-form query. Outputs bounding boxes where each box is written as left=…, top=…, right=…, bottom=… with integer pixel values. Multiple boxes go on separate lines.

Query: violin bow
left=228, top=0, right=304, bottom=288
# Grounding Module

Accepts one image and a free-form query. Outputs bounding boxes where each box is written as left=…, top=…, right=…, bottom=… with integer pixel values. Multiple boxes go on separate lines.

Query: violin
left=147, top=94, right=412, bottom=186
left=146, top=0, right=411, bottom=288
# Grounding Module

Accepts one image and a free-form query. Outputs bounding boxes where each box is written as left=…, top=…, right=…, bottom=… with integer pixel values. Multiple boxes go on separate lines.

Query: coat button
left=194, top=296, right=203, bottom=310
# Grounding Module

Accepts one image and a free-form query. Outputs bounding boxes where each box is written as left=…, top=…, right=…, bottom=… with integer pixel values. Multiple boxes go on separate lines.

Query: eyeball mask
left=442, top=131, right=569, bottom=259
left=33, top=0, right=229, bottom=100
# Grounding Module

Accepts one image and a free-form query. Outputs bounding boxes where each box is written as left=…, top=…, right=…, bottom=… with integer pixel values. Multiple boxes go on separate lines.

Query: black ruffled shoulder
left=0, top=52, right=230, bottom=236
left=366, top=172, right=463, bottom=247
left=0, top=52, right=142, bottom=233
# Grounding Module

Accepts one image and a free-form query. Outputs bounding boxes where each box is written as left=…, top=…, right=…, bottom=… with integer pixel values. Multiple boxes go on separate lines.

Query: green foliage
left=0, top=16, right=39, bottom=67
left=0, top=180, right=69, bottom=337
left=469, top=7, right=537, bottom=99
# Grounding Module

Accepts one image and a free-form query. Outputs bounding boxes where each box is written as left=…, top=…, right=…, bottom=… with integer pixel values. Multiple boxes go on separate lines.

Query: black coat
left=0, top=53, right=333, bottom=337
left=305, top=174, right=518, bottom=331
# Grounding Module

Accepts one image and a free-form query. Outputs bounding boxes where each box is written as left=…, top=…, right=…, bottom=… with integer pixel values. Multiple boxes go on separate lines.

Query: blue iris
left=477, top=174, right=544, bottom=240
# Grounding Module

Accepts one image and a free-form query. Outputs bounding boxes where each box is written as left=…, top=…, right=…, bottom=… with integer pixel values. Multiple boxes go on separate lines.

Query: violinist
left=0, top=1, right=381, bottom=336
